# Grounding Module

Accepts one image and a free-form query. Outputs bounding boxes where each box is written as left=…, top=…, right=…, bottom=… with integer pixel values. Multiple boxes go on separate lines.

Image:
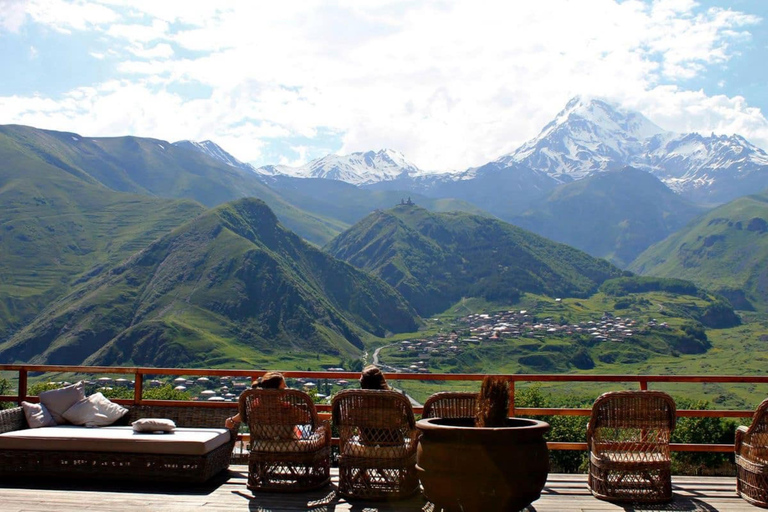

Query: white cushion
left=132, top=418, right=176, bottom=433
left=38, top=381, right=85, bottom=424
left=62, top=393, right=128, bottom=427
left=21, top=401, right=55, bottom=428
left=0, top=426, right=230, bottom=456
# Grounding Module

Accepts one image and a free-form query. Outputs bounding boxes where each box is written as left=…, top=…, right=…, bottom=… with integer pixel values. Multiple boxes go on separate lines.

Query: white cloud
left=107, top=19, right=169, bottom=43
left=26, top=0, right=118, bottom=33
left=1, top=0, right=766, bottom=171
left=0, top=0, right=29, bottom=33
left=127, top=43, right=174, bottom=60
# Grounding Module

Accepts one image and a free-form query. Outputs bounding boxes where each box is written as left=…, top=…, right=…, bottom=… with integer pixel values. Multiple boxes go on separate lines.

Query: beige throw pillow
left=62, top=392, right=129, bottom=427
left=39, top=381, right=85, bottom=424
left=132, top=418, right=176, bottom=433
left=21, top=401, right=56, bottom=428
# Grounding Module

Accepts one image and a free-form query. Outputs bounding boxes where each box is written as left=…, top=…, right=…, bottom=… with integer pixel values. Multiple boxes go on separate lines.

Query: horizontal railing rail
left=1, top=364, right=761, bottom=454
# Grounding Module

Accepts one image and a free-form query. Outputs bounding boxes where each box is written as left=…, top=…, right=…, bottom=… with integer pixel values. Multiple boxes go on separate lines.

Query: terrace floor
left=0, top=466, right=753, bottom=511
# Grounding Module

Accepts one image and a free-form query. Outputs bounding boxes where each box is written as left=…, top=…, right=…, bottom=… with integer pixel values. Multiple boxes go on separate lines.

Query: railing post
left=134, top=370, right=143, bottom=405
left=18, top=369, right=28, bottom=405
left=509, top=379, right=516, bottom=417
left=639, top=379, right=648, bottom=391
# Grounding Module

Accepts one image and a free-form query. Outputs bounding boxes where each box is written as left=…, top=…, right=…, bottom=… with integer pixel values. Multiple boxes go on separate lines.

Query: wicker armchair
left=238, top=388, right=331, bottom=492
left=422, top=391, right=478, bottom=419
left=587, top=390, right=676, bottom=503
left=736, top=397, right=768, bottom=507
left=331, top=389, right=420, bottom=500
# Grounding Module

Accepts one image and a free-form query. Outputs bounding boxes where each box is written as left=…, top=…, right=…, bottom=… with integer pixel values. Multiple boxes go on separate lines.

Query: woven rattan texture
left=587, top=390, right=676, bottom=503
left=239, top=388, right=330, bottom=492
left=0, top=404, right=237, bottom=483
left=331, top=389, right=420, bottom=500
left=735, top=398, right=768, bottom=508
left=422, top=392, right=478, bottom=419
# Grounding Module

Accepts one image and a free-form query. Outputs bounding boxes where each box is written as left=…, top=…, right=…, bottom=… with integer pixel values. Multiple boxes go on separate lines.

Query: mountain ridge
left=0, top=198, right=419, bottom=366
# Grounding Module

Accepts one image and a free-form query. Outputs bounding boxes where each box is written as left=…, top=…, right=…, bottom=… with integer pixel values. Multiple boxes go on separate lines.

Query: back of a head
left=360, top=365, right=389, bottom=390
left=254, top=371, right=285, bottom=389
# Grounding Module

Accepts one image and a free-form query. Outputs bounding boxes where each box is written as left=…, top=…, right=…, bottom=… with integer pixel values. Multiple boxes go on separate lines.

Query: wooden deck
left=0, top=466, right=753, bottom=511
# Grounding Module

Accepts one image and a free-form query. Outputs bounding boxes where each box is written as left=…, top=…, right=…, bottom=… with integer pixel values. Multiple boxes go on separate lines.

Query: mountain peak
left=552, top=96, right=666, bottom=141
left=501, top=97, right=668, bottom=180
left=256, top=148, right=423, bottom=186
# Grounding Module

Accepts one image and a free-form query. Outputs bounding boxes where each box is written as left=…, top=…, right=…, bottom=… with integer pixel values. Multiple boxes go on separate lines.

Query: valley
left=371, top=294, right=768, bottom=410
left=2, top=96, right=768, bottom=402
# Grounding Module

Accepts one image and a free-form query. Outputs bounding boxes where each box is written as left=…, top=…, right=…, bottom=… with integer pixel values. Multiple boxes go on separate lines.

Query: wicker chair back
left=735, top=397, right=768, bottom=507
left=331, top=389, right=420, bottom=499
left=238, top=388, right=330, bottom=492
left=587, top=390, right=676, bottom=503
left=422, top=391, right=478, bottom=419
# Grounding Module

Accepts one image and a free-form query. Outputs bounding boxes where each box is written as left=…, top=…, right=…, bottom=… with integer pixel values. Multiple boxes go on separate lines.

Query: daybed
left=0, top=404, right=238, bottom=483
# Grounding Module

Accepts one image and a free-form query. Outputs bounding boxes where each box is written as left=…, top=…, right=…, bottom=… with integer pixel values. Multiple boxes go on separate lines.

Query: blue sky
left=1, top=0, right=767, bottom=171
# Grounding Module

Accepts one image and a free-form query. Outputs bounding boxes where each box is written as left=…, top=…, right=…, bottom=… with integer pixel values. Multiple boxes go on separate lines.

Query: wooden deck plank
left=0, top=467, right=755, bottom=511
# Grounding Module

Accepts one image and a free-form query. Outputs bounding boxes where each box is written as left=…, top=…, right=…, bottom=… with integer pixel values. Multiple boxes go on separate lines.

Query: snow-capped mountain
left=177, top=97, right=768, bottom=205
left=491, top=96, right=768, bottom=203
left=639, top=132, right=768, bottom=201
left=172, top=140, right=257, bottom=174
left=254, top=149, right=423, bottom=186
left=503, top=96, right=669, bottom=181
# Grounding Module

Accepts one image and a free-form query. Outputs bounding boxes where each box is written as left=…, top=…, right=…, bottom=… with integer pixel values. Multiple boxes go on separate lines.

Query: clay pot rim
left=416, top=416, right=550, bottom=432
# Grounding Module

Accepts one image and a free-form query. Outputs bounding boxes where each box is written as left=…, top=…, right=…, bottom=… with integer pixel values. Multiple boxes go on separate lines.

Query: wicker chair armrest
left=735, top=425, right=749, bottom=454
left=406, top=428, right=421, bottom=451
left=0, top=407, right=26, bottom=433
left=316, top=419, right=332, bottom=445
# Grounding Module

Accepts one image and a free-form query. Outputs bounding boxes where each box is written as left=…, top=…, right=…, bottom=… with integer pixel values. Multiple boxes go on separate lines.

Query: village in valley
left=378, top=308, right=671, bottom=374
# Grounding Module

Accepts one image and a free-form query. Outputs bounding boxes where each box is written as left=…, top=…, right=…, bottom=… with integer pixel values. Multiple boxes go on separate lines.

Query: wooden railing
left=2, top=364, right=764, bottom=453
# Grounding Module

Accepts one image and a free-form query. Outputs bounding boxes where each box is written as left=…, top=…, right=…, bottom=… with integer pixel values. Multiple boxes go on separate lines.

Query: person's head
left=360, top=365, right=389, bottom=390
left=253, top=371, right=286, bottom=389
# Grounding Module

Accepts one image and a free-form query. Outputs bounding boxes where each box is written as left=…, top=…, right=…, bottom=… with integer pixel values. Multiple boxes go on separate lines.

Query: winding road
left=371, top=343, right=421, bottom=407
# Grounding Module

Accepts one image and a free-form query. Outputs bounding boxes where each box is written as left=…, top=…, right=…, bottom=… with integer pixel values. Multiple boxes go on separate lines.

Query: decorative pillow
left=132, top=418, right=176, bottom=433
left=39, top=381, right=85, bottom=424
left=21, top=401, right=56, bottom=428
left=62, top=392, right=129, bottom=427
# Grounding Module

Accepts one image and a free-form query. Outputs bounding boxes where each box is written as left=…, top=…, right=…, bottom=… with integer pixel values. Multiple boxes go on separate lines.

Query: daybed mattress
left=0, top=425, right=230, bottom=456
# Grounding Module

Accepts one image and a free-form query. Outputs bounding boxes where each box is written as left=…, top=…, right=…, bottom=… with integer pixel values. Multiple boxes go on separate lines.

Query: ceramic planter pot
left=416, top=417, right=550, bottom=512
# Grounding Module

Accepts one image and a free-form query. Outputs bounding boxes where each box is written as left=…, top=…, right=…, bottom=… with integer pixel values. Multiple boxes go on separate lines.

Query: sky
left=1, top=0, right=767, bottom=172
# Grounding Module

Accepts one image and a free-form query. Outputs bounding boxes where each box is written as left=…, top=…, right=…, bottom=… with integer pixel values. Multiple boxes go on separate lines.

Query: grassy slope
left=0, top=199, right=418, bottom=368
left=0, top=125, right=346, bottom=246
left=0, top=131, right=206, bottom=337
left=327, top=204, right=624, bottom=315
left=629, top=192, right=768, bottom=311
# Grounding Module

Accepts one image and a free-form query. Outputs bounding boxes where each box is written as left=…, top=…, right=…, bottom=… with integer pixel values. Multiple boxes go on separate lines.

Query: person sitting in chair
left=225, top=371, right=286, bottom=429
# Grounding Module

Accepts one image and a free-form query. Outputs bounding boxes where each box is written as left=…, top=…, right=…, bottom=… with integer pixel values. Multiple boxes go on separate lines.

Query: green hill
left=0, top=198, right=419, bottom=367
left=509, top=167, right=706, bottom=268
left=0, top=131, right=207, bottom=338
left=326, top=205, right=624, bottom=316
left=629, top=192, right=768, bottom=311
left=0, top=125, right=345, bottom=245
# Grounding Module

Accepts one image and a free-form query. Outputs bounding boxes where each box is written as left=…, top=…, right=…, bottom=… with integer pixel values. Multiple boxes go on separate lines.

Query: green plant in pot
left=416, top=376, right=550, bottom=512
